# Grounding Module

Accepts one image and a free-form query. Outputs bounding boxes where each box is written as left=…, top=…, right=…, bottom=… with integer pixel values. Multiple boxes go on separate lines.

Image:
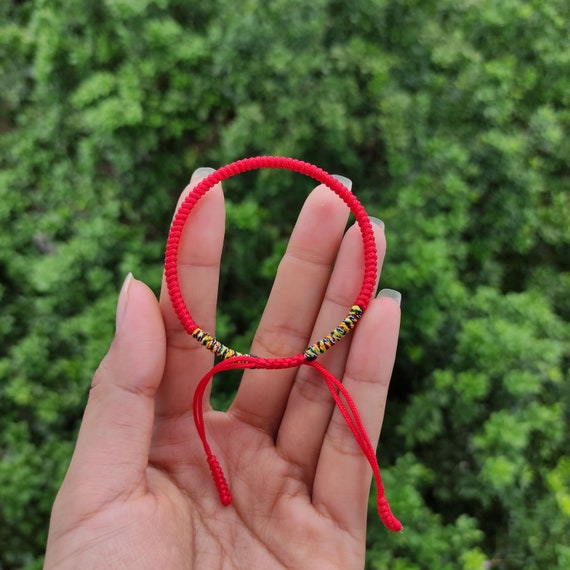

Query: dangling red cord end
left=207, top=454, right=232, bottom=506
left=377, top=496, right=403, bottom=532
left=308, top=360, right=402, bottom=532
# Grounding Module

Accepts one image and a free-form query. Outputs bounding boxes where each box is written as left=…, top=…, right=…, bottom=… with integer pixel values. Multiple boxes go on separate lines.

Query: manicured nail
left=378, top=288, right=402, bottom=306
left=369, top=216, right=385, bottom=231
left=190, top=167, right=216, bottom=182
left=332, top=174, right=352, bottom=191
left=115, top=272, right=133, bottom=333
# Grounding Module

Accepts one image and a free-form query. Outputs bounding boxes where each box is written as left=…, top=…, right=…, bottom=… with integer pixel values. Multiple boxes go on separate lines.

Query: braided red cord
left=165, top=156, right=401, bottom=532
left=165, top=156, right=377, bottom=342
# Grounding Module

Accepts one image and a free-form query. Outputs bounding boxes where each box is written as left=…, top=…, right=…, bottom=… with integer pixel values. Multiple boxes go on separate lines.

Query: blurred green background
left=1, top=0, right=569, bottom=568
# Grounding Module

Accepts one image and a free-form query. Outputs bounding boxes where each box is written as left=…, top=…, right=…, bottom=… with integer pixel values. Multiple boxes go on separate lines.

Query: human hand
left=44, top=168, right=401, bottom=569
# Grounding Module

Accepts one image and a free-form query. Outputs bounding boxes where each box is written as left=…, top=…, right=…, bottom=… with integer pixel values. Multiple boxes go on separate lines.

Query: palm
left=45, top=174, right=400, bottom=569
left=151, top=412, right=362, bottom=569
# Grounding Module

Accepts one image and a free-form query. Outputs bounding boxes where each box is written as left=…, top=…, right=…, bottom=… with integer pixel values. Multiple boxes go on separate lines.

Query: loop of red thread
left=165, top=156, right=402, bottom=532
left=165, top=156, right=378, bottom=358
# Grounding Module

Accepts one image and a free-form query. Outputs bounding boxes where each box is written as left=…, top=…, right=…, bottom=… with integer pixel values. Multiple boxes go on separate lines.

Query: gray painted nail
left=332, top=174, right=353, bottom=191
left=190, top=167, right=216, bottom=182
left=378, top=288, right=402, bottom=306
left=369, top=216, right=385, bottom=231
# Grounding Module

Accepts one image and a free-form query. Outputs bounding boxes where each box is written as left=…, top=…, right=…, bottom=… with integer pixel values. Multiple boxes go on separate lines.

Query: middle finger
left=229, top=177, right=352, bottom=436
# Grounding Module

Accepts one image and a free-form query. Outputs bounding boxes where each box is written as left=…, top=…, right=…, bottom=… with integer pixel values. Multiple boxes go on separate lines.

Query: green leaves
left=548, top=457, right=570, bottom=518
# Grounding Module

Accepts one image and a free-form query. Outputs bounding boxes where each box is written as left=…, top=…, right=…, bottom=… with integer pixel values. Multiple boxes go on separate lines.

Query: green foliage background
left=1, top=0, right=568, bottom=568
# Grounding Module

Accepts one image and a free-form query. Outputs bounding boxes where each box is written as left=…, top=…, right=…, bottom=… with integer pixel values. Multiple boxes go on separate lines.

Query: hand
left=44, top=170, right=401, bottom=569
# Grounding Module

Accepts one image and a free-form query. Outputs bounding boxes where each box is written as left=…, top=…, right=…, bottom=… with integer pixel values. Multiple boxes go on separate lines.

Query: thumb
left=62, top=274, right=166, bottom=504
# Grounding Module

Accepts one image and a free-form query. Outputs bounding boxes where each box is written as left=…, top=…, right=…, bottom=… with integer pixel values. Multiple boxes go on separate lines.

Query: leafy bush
left=1, top=0, right=568, bottom=568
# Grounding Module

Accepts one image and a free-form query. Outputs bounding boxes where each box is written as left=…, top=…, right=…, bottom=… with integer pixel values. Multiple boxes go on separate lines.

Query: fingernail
left=378, top=288, right=402, bottom=306
left=190, top=167, right=216, bottom=182
left=332, top=174, right=352, bottom=191
left=116, top=272, right=133, bottom=333
left=369, top=216, right=385, bottom=231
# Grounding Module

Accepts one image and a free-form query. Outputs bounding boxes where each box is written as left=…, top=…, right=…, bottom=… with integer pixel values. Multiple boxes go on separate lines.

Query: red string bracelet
left=164, top=156, right=402, bottom=533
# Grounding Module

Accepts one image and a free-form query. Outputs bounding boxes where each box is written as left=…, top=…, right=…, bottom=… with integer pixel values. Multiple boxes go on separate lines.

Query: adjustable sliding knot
left=165, top=156, right=402, bottom=532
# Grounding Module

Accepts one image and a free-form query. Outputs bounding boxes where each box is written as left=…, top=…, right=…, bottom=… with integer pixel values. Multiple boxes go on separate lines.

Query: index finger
left=155, top=168, right=226, bottom=420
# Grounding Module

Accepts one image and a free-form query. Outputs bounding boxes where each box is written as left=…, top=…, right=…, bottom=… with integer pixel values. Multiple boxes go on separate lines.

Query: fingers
left=155, top=169, right=225, bottom=420
left=229, top=179, right=351, bottom=435
left=275, top=220, right=386, bottom=483
left=312, top=293, right=401, bottom=532
left=61, top=276, right=166, bottom=504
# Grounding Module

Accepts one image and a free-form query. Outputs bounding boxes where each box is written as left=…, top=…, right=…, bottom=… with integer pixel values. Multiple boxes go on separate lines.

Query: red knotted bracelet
left=164, top=156, right=402, bottom=532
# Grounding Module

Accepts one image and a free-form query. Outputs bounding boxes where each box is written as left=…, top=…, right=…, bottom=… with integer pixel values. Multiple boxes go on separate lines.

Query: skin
left=44, top=172, right=401, bottom=570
